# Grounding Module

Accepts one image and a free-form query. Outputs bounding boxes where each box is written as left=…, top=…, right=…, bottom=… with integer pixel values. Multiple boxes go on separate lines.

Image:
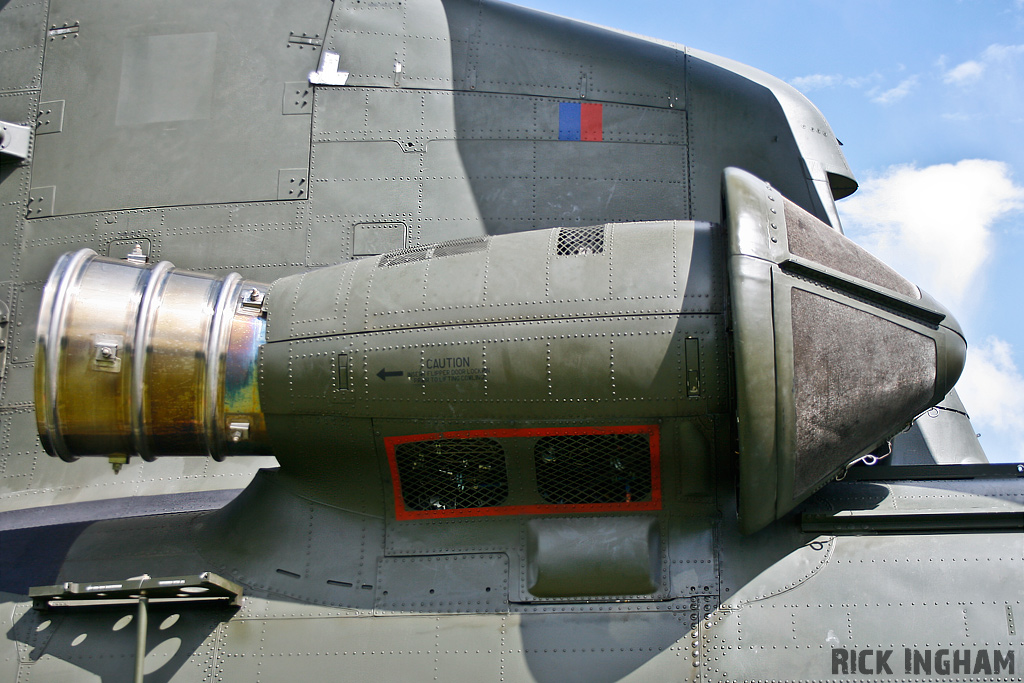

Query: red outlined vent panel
left=385, top=425, right=661, bottom=520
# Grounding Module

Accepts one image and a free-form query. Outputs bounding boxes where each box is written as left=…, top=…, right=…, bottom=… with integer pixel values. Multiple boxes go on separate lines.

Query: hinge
left=47, top=22, right=80, bottom=40
left=288, top=32, right=322, bottom=48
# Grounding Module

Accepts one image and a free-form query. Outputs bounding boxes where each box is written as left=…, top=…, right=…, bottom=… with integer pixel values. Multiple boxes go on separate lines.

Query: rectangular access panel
left=30, top=0, right=331, bottom=216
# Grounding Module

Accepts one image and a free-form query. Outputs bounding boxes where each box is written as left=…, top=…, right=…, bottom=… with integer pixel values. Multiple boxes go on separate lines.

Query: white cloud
left=944, top=43, right=1024, bottom=85
left=943, top=59, right=985, bottom=85
left=796, top=70, right=919, bottom=106
left=958, top=337, right=1024, bottom=432
left=789, top=74, right=842, bottom=92
left=982, top=43, right=1024, bottom=61
left=956, top=336, right=1024, bottom=462
left=840, top=159, right=1024, bottom=309
left=941, top=112, right=972, bottom=122
left=841, top=162, right=1024, bottom=464
left=843, top=74, right=881, bottom=89
left=789, top=73, right=882, bottom=94
left=870, top=76, right=918, bottom=104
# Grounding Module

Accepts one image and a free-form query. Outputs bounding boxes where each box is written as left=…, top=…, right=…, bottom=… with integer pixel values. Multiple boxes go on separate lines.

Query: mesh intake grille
left=433, top=237, right=488, bottom=258
left=378, top=237, right=488, bottom=268
left=378, top=247, right=430, bottom=268
left=534, top=434, right=651, bottom=504
left=556, top=226, right=605, bottom=256
left=394, top=438, right=508, bottom=511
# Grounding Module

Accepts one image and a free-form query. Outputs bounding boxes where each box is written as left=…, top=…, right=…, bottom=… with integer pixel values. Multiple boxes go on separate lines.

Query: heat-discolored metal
left=35, top=249, right=270, bottom=461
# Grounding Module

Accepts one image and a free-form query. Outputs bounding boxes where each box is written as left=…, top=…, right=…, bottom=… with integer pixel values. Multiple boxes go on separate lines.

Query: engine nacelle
left=34, top=169, right=966, bottom=532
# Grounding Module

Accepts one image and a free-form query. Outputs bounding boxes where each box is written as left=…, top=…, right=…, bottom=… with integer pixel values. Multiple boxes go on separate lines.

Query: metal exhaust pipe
left=35, top=249, right=270, bottom=463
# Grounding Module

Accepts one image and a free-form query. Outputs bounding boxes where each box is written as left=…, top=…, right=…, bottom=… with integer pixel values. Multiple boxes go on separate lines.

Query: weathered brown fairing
left=724, top=168, right=967, bottom=533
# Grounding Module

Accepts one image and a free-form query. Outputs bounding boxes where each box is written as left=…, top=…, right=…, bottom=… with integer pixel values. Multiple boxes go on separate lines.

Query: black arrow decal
left=377, top=368, right=404, bottom=381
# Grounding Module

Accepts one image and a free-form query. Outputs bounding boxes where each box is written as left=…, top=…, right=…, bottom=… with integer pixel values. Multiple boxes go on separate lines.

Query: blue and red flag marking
left=559, top=102, right=603, bottom=141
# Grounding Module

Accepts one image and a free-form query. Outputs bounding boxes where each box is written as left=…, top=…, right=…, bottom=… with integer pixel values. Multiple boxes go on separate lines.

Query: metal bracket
left=108, top=238, right=152, bottom=263
left=47, top=22, right=80, bottom=40
left=92, top=335, right=123, bottom=373
left=287, top=32, right=322, bottom=48
left=124, top=243, right=149, bottom=264
left=31, top=573, right=242, bottom=683
left=0, top=120, right=31, bottom=160
left=228, top=421, right=250, bottom=442
left=30, top=572, right=244, bottom=610
left=238, top=287, right=266, bottom=314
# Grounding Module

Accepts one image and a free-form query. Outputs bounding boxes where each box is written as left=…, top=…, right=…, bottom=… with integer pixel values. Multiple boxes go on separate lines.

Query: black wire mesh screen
left=556, top=226, right=605, bottom=256
left=432, top=236, right=488, bottom=258
left=378, top=237, right=488, bottom=268
left=534, top=434, right=652, bottom=504
left=378, top=246, right=430, bottom=268
left=394, top=438, right=509, bottom=511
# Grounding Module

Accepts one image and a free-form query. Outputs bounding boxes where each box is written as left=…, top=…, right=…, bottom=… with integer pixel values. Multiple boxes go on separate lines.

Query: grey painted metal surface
left=0, top=0, right=1021, bottom=681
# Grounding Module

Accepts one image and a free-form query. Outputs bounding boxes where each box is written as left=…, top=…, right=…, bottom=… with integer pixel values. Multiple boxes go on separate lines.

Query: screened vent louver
left=378, top=246, right=430, bottom=268
left=433, top=236, right=488, bottom=258
left=534, top=434, right=651, bottom=504
left=556, top=226, right=604, bottom=256
left=394, top=438, right=508, bottom=511
left=378, top=237, right=488, bottom=268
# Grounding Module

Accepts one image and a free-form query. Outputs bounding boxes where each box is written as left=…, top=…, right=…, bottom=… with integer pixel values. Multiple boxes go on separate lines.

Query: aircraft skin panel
left=29, top=0, right=331, bottom=217
left=0, top=108, right=32, bottom=332
left=0, top=0, right=46, bottom=94
left=6, top=608, right=703, bottom=682
left=714, top=532, right=1023, bottom=680
left=310, top=90, right=690, bottom=238
left=308, top=89, right=687, bottom=148
left=2, top=475, right=1020, bottom=681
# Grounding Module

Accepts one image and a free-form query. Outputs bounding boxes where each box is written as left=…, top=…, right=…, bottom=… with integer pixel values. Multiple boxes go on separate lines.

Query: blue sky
left=523, top=0, right=1024, bottom=462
